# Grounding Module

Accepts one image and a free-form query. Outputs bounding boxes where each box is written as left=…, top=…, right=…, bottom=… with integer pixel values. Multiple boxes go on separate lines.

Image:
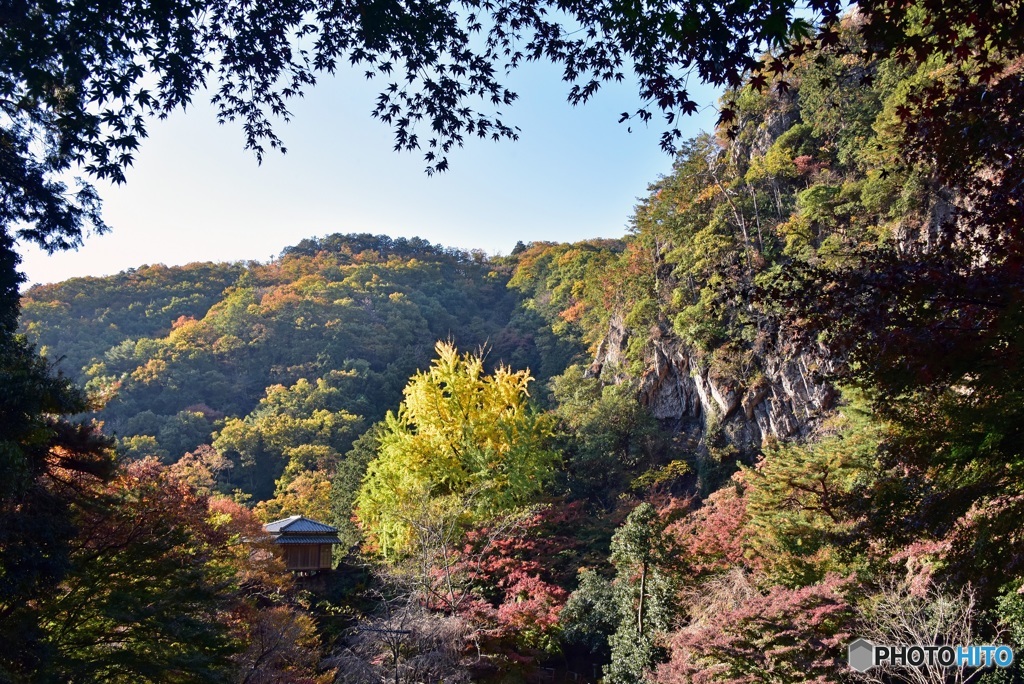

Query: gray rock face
left=589, top=318, right=837, bottom=455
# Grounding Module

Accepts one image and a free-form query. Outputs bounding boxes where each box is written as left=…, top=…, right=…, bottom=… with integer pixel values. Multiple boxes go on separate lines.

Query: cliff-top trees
left=10, top=0, right=1012, bottom=311
left=355, top=342, right=558, bottom=558
left=1, top=0, right=824, bottom=258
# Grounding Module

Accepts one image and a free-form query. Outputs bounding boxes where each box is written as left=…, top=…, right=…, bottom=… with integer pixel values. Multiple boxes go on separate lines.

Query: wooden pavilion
left=263, top=515, right=341, bottom=572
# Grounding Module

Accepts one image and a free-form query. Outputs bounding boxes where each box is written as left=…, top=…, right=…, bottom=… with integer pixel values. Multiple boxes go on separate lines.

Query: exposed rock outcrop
left=588, top=316, right=837, bottom=456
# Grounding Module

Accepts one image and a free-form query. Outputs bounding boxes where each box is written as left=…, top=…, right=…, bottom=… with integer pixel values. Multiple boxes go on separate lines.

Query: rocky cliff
left=588, top=315, right=838, bottom=456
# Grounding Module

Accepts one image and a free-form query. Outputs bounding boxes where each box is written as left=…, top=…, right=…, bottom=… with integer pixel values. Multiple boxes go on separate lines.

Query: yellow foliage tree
left=355, top=342, right=558, bottom=557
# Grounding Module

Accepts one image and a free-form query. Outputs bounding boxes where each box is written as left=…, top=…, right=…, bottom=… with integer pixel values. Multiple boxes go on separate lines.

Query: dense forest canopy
left=19, top=234, right=605, bottom=503
left=3, top=0, right=1024, bottom=680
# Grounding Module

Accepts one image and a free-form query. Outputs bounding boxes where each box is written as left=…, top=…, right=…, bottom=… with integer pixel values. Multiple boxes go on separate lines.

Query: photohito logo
left=848, top=639, right=1014, bottom=673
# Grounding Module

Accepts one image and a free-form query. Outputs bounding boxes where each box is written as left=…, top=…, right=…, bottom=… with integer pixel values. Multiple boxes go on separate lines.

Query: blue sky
left=18, top=61, right=720, bottom=286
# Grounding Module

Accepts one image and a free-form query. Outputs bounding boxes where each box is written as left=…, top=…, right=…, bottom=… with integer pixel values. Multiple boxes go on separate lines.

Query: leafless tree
left=390, top=488, right=540, bottom=617
left=234, top=605, right=323, bottom=684
left=327, top=592, right=472, bottom=684
left=331, top=490, right=545, bottom=682
left=854, top=581, right=991, bottom=684
left=678, top=567, right=760, bottom=629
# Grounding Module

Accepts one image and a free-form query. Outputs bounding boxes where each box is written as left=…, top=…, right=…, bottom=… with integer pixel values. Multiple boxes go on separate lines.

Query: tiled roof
left=273, top=534, right=342, bottom=545
left=264, top=515, right=339, bottom=534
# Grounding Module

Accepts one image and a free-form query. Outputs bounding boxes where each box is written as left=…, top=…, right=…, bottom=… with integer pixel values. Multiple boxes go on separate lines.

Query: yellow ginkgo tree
left=355, top=342, right=559, bottom=558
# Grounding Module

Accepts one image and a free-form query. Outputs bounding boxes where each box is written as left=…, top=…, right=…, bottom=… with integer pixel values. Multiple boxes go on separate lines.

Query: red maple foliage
left=655, top=573, right=854, bottom=684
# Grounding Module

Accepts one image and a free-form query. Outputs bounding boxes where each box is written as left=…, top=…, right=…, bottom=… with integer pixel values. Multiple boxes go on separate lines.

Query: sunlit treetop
left=355, top=341, right=558, bottom=557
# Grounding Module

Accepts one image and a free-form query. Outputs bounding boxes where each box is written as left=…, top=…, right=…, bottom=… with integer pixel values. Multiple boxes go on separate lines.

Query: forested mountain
left=12, top=12, right=1024, bottom=684
left=20, top=234, right=611, bottom=503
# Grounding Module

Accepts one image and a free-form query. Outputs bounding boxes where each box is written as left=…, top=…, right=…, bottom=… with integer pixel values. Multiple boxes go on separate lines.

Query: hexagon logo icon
left=849, top=638, right=876, bottom=672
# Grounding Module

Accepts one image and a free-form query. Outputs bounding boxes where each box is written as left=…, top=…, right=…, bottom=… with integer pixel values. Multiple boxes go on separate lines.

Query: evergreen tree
left=606, top=503, right=675, bottom=684
left=0, top=235, right=115, bottom=680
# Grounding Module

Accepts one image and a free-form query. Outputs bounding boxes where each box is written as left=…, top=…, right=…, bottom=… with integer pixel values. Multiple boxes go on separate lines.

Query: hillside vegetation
left=22, top=234, right=607, bottom=502
left=13, top=19, right=1024, bottom=683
